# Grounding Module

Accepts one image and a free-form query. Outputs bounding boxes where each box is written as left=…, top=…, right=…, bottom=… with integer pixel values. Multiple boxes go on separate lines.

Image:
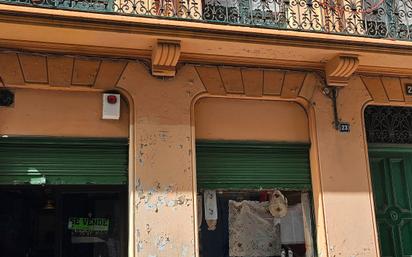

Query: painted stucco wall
left=117, top=62, right=206, bottom=257
left=0, top=7, right=410, bottom=256
left=309, top=76, right=378, bottom=257
left=0, top=88, right=129, bottom=137
left=195, top=97, right=309, bottom=142
left=0, top=60, right=386, bottom=257
left=115, top=62, right=381, bottom=257
left=120, top=61, right=388, bottom=257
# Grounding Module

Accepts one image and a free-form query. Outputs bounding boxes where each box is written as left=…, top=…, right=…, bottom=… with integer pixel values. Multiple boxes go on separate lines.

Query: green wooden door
left=369, top=146, right=412, bottom=257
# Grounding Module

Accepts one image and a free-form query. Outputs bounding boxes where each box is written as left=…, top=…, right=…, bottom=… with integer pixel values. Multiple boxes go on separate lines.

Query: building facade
left=0, top=0, right=412, bottom=256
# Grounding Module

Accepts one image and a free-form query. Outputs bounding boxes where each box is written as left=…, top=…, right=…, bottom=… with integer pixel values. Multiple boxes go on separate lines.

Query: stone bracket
left=151, top=39, right=181, bottom=77
left=325, top=54, right=359, bottom=87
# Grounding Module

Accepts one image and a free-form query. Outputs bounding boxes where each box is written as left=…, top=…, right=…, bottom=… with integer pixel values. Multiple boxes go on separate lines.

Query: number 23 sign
left=406, top=84, right=412, bottom=95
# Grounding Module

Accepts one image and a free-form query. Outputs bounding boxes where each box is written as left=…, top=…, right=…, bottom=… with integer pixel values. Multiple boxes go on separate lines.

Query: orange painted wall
left=309, top=76, right=378, bottom=257
left=195, top=97, right=309, bottom=142
left=117, top=63, right=206, bottom=257
left=0, top=61, right=392, bottom=257
left=0, top=88, right=129, bottom=137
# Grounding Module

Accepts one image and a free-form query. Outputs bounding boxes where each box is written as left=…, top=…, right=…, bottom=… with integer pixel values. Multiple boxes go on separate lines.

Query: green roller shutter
left=196, top=141, right=311, bottom=190
left=0, top=137, right=128, bottom=185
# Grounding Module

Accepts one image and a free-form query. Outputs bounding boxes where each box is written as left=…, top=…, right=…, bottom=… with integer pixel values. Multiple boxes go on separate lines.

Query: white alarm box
left=102, top=93, right=121, bottom=120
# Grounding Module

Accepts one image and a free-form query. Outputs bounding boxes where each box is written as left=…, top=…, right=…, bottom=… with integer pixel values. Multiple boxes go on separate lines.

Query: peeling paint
left=137, top=241, right=144, bottom=252
left=156, top=235, right=170, bottom=251
left=136, top=181, right=192, bottom=212
left=167, top=200, right=177, bottom=207
left=177, top=195, right=186, bottom=205
left=145, top=202, right=157, bottom=211
left=165, top=184, right=174, bottom=193
left=181, top=245, right=189, bottom=257
left=157, top=195, right=166, bottom=206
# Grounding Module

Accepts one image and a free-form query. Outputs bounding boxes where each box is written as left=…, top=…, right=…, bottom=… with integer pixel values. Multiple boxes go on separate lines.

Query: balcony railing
left=1, top=0, right=412, bottom=40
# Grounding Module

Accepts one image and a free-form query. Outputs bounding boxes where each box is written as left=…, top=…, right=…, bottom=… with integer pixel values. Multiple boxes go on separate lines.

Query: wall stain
left=137, top=241, right=144, bottom=252
left=158, top=131, right=169, bottom=141
left=137, top=134, right=159, bottom=168
left=146, top=224, right=152, bottom=234
left=138, top=143, right=147, bottom=166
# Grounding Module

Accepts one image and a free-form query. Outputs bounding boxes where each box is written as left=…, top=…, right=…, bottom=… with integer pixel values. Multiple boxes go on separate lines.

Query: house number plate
left=406, top=84, right=412, bottom=95
left=339, top=123, right=350, bottom=133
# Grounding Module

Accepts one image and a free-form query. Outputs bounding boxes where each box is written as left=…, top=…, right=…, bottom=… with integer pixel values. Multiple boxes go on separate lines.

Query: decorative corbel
left=151, top=39, right=181, bottom=77
left=322, top=54, right=359, bottom=131
left=325, top=54, right=359, bottom=87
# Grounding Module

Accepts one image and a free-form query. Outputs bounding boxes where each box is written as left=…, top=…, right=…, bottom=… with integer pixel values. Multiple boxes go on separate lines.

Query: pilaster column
left=117, top=62, right=205, bottom=257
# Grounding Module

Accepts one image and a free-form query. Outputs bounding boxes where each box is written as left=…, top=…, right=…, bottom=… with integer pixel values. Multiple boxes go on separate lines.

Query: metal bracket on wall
left=322, top=86, right=340, bottom=130
left=322, top=86, right=350, bottom=132
left=320, top=54, right=359, bottom=132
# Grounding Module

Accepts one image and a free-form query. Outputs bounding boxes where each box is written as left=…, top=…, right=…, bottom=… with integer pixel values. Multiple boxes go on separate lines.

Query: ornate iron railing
left=2, top=0, right=412, bottom=40
left=365, top=106, right=412, bottom=144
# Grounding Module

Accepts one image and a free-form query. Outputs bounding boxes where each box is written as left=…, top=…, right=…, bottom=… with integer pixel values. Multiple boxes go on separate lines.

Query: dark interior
left=199, top=190, right=308, bottom=257
left=0, top=186, right=127, bottom=257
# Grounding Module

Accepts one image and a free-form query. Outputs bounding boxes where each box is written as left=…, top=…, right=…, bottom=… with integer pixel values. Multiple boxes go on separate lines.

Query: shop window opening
left=196, top=141, right=315, bottom=257
left=198, top=189, right=314, bottom=257
left=0, top=186, right=128, bottom=257
left=0, top=137, right=129, bottom=257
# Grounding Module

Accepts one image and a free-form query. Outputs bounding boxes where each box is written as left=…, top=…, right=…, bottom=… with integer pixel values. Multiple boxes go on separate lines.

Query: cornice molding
left=1, top=42, right=412, bottom=77
left=1, top=5, right=412, bottom=56
left=0, top=5, right=412, bottom=77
